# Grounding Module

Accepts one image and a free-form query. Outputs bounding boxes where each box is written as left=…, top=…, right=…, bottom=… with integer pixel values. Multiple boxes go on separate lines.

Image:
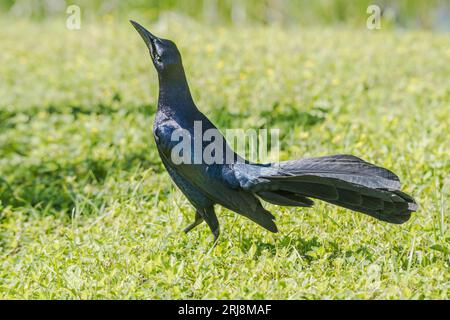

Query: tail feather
left=257, top=154, right=417, bottom=224
left=337, top=188, right=362, bottom=206
left=273, top=155, right=401, bottom=190
left=281, top=181, right=339, bottom=200
left=361, top=195, right=383, bottom=210
left=257, top=190, right=314, bottom=207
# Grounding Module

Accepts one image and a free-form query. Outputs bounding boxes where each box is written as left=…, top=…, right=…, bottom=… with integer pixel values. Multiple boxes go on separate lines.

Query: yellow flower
left=216, top=60, right=224, bottom=70
left=332, top=134, right=342, bottom=144
left=304, top=59, right=315, bottom=68
left=355, top=141, right=364, bottom=148
left=299, top=132, right=309, bottom=139
left=206, top=44, right=214, bottom=53
left=37, top=111, right=47, bottom=119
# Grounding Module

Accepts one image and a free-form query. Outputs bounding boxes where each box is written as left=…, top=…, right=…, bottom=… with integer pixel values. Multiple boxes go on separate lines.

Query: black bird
left=130, top=21, right=417, bottom=242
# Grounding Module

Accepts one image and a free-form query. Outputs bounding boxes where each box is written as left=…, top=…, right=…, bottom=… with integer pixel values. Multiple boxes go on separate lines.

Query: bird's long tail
left=253, top=155, right=417, bottom=223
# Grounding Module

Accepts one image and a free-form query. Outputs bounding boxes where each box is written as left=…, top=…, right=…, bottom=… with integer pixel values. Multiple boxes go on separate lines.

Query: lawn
left=0, top=18, right=449, bottom=299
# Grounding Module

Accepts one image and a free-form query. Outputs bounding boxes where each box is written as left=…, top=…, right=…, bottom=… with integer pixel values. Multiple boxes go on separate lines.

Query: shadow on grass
left=209, top=102, right=328, bottom=130
left=0, top=161, right=103, bottom=213
left=0, top=152, right=162, bottom=214
left=0, top=102, right=157, bottom=131
left=260, top=103, right=328, bottom=129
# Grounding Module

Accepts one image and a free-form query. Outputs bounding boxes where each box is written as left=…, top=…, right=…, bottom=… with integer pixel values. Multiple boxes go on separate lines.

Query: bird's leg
left=183, top=211, right=204, bottom=233
left=201, top=206, right=220, bottom=243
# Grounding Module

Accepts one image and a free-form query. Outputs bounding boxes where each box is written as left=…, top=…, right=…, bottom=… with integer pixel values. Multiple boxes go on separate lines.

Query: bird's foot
left=183, top=219, right=203, bottom=233
left=183, top=212, right=204, bottom=234
left=211, top=228, right=220, bottom=247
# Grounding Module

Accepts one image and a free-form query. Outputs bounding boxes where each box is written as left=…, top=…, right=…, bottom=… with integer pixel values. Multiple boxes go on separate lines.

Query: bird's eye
left=154, top=53, right=161, bottom=62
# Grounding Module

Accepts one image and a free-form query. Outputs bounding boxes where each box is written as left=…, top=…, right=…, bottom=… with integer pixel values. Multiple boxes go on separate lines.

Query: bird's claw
left=183, top=212, right=204, bottom=234
left=183, top=219, right=203, bottom=233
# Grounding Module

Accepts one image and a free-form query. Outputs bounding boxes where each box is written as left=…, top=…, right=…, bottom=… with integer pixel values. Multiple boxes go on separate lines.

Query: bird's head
left=130, top=20, right=182, bottom=76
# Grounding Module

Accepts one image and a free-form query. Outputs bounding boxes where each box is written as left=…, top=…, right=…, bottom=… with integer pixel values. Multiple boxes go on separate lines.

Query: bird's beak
left=130, top=20, right=158, bottom=58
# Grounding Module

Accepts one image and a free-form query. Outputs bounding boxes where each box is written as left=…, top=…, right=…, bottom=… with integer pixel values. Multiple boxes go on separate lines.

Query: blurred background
left=1, top=0, right=449, bottom=30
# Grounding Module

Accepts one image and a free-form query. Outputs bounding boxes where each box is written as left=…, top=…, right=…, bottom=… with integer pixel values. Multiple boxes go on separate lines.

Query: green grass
left=0, top=18, right=449, bottom=299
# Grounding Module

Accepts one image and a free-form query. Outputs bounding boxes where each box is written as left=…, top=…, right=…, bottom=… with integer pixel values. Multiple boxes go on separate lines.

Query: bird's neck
left=157, top=69, right=196, bottom=113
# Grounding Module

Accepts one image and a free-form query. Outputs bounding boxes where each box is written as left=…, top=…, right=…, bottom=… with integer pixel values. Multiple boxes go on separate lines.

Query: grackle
left=130, top=21, right=417, bottom=242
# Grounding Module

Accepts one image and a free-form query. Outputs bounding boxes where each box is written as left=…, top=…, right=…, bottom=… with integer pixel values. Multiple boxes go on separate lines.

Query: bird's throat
left=157, top=70, right=195, bottom=111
